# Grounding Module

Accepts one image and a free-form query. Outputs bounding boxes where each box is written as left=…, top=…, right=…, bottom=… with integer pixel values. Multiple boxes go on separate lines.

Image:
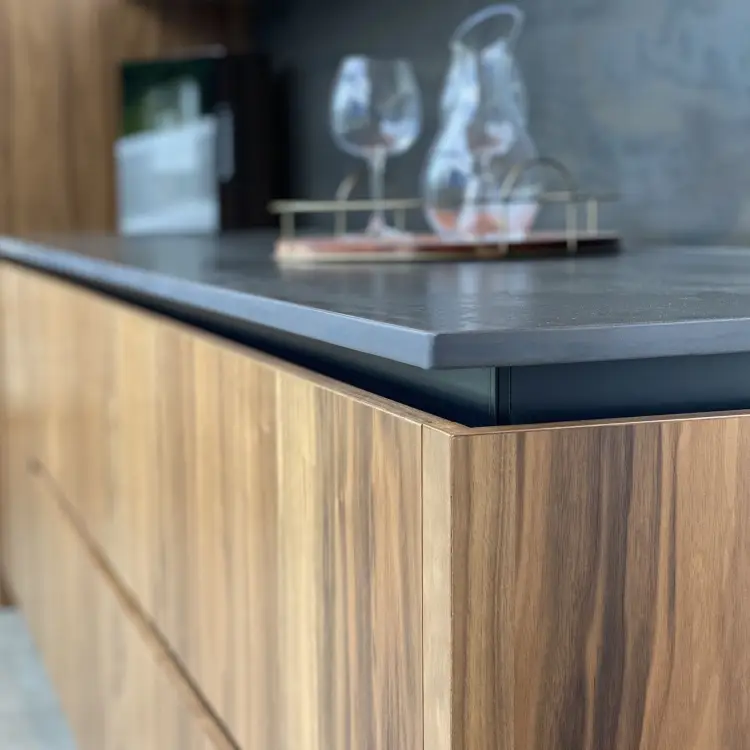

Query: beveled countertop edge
left=429, top=318, right=750, bottom=367
left=0, top=237, right=439, bottom=369
left=6, top=236, right=750, bottom=370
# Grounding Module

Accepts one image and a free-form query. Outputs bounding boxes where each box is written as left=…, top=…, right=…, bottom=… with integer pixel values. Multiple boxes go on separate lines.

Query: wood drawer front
left=0, top=265, right=424, bottom=750
left=6, top=262, right=750, bottom=750
left=9, top=459, right=230, bottom=750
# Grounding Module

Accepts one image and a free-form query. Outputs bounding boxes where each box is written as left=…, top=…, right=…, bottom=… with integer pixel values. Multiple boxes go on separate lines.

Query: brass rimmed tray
left=270, top=157, right=620, bottom=264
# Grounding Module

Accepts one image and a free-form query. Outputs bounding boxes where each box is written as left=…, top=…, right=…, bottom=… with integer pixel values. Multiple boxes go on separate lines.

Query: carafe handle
left=451, top=4, right=525, bottom=47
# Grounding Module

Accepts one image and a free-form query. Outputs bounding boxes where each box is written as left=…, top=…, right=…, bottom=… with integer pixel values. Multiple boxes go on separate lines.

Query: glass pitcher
left=423, top=4, right=541, bottom=241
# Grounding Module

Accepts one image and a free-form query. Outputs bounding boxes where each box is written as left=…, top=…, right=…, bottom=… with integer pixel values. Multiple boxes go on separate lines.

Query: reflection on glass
left=331, top=56, right=422, bottom=236
left=423, top=4, right=540, bottom=241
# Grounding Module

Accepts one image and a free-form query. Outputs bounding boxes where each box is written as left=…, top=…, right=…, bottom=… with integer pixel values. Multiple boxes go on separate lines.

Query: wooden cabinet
left=3, top=263, right=750, bottom=750
left=424, top=419, right=750, bottom=750
left=3, top=444, right=232, bottom=749
left=0, top=271, right=232, bottom=750
left=0, top=265, right=426, bottom=750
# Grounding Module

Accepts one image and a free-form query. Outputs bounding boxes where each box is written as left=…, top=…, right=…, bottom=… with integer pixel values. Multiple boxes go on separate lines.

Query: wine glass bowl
left=330, top=56, right=422, bottom=236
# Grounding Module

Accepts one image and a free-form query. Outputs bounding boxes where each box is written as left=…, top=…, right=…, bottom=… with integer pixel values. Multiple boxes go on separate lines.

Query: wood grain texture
left=106, top=280, right=425, bottom=750
left=275, top=369, right=423, bottom=750
left=6, top=457, right=235, bottom=750
left=0, top=0, right=248, bottom=233
left=0, top=264, right=425, bottom=750
left=12, top=262, right=750, bottom=750
left=0, top=270, right=6, bottom=607
left=424, top=417, right=750, bottom=750
left=0, top=0, right=12, bottom=233
left=0, top=261, right=235, bottom=746
left=423, top=427, right=516, bottom=750
left=422, top=428, right=453, bottom=750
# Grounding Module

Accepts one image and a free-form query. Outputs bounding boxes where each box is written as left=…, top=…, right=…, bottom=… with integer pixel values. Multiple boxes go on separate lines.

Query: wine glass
left=330, top=56, right=422, bottom=237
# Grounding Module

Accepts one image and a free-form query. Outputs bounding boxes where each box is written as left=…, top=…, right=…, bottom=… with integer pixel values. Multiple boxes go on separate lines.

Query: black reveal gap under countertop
left=4, top=232, right=750, bottom=370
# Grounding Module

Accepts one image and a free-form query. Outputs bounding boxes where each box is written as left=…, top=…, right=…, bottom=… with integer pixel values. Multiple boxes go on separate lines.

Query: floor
left=0, top=609, right=76, bottom=749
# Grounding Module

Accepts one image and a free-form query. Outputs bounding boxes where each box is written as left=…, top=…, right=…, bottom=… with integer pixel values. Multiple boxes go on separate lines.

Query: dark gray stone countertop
left=3, top=232, right=750, bottom=369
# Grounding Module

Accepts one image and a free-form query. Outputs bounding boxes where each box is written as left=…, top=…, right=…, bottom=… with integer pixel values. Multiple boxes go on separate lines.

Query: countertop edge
left=430, top=319, right=750, bottom=368
left=6, top=237, right=750, bottom=370
left=0, top=237, right=439, bottom=369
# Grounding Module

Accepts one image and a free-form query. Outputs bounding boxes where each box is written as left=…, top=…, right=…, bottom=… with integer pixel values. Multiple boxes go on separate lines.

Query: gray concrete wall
left=262, top=0, right=750, bottom=242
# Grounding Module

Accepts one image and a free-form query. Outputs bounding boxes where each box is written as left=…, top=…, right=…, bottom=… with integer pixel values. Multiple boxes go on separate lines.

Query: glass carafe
left=423, top=4, right=541, bottom=241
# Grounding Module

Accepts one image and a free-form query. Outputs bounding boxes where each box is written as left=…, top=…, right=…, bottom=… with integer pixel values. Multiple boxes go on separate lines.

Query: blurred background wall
left=5, top=0, right=750, bottom=243
left=0, top=0, right=248, bottom=234
left=260, top=0, right=750, bottom=243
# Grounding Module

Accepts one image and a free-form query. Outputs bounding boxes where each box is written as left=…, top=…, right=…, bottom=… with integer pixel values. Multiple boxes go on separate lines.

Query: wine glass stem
left=368, top=149, right=387, bottom=233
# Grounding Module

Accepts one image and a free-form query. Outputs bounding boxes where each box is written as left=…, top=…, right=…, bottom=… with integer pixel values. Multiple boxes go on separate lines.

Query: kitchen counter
left=4, top=233, right=750, bottom=369
left=4, top=238, right=750, bottom=750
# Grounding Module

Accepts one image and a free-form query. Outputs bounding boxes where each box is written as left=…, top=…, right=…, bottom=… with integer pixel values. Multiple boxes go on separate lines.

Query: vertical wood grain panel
left=0, top=0, right=248, bottom=233
left=107, top=300, right=282, bottom=748
left=153, top=328, right=195, bottom=666
left=422, top=427, right=453, bottom=750
left=6, top=0, right=72, bottom=231
left=431, top=417, right=750, bottom=750
left=0, top=258, right=7, bottom=605
left=0, top=265, right=426, bottom=750
left=11, top=263, right=750, bottom=750
left=110, top=302, right=160, bottom=606
left=59, top=0, right=113, bottom=230
left=0, top=266, right=43, bottom=606
left=15, top=462, right=233, bottom=750
left=449, top=431, right=517, bottom=750
left=39, top=271, right=115, bottom=546
left=216, top=338, right=279, bottom=750
left=275, top=373, right=423, bottom=750
left=0, top=0, right=13, bottom=233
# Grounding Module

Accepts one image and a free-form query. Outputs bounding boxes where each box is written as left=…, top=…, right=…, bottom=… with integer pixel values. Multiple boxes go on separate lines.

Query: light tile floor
left=0, top=609, right=76, bottom=749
